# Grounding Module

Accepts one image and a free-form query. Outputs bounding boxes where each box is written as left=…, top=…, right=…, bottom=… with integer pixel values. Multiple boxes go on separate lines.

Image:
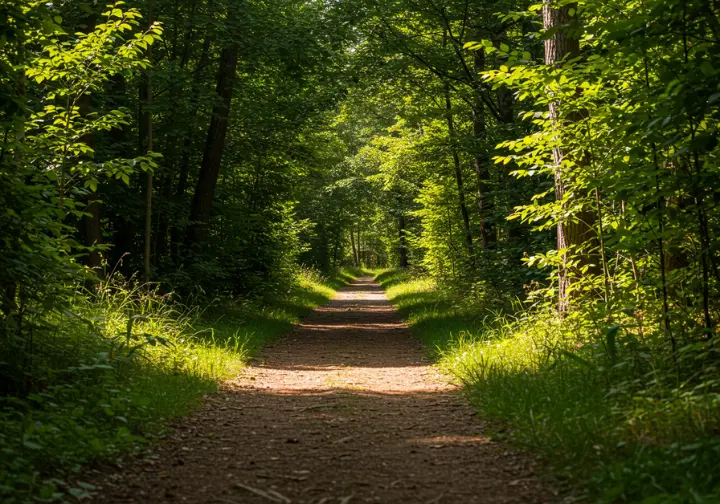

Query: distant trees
left=300, top=0, right=720, bottom=341
left=0, top=0, right=360, bottom=348
left=2, top=0, right=719, bottom=348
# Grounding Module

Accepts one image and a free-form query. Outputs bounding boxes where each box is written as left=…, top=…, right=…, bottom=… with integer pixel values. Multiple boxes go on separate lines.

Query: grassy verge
left=376, top=269, right=720, bottom=503
left=0, top=268, right=356, bottom=503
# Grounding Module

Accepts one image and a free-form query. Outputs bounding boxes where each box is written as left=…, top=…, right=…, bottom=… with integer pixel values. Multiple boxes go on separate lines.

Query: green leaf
left=23, top=440, right=43, bottom=450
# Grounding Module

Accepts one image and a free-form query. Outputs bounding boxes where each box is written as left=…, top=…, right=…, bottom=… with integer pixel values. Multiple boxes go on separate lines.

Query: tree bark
left=79, top=92, right=103, bottom=273
left=187, top=43, right=239, bottom=246
left=332, top=232, right=340, bottom=269
left=543, top=1, right=597, bottom=312
left=76, top=17, right=103, bottom=276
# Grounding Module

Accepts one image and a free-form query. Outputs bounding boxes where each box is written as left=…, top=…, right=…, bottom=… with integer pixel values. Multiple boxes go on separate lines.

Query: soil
left=95, top=277, right=554, bottom=503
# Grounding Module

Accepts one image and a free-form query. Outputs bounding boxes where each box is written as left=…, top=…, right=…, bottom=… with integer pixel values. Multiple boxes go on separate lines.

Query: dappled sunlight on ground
left=95, top=277, right=550, bottom=504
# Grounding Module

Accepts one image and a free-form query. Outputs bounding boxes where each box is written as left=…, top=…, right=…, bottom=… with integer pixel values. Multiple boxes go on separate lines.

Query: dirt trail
left=98, top=277, right=551, bottom=503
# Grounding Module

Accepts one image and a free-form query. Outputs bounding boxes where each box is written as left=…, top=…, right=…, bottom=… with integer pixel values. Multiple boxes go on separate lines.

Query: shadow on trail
left=99, top=387, right=545, bottom=504
left=256, top=278, right=428, bottom=370
left=95, top=277, right=550, bottom=504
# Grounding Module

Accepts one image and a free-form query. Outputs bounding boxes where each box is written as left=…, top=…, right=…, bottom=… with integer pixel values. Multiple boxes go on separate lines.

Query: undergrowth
left=0, top=268, right=355, bottom=503
left=376, top=269, right=720, bottom=503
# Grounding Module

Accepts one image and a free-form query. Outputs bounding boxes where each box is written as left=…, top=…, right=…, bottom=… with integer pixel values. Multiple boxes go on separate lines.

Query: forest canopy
left=1, top=0, right=720, bottom=501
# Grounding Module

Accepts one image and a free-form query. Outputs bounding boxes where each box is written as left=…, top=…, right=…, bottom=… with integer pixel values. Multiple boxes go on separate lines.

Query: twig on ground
left=286, top=404, right=333, bottom=413
left=267, top=488, right=292, bottom=503
left=235, top=482, right=291, bottom=503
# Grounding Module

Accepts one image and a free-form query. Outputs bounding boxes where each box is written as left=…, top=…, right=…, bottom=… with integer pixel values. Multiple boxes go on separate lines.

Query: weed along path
left=97, top=277, right=550, bottom=503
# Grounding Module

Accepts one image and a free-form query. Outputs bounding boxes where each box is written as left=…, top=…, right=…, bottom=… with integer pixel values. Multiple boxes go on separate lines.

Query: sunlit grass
left=377, top=269, right=720, bottom=503
left=0, top=268, right=357, bottom=502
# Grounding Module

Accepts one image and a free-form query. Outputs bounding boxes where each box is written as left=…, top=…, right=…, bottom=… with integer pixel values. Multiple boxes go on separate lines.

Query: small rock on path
left=96, top=277, right=552, bottom=503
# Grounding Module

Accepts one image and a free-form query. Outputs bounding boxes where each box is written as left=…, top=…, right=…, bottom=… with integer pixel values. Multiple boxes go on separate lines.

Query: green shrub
left=379, top=270, right=720, bottom=503
left=0, top=269, right=355, bottom=502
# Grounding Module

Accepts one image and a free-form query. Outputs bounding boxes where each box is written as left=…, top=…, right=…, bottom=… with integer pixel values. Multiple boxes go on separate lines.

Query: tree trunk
left=75, top=17, right=103, bottom=277
left=332, top=232, right=340, bottom=269
left=543, top=1, right=597, bottom=312
left=444, top=81, right=475, bottom=269
left=398, top=213, right=409, bottom=268
left=187, top=43, right=239, bottom=246
left=172, top=33, right=212, bottom=259
left=84, top=200, right=103, bottom=271
left=142, top=0, right=154, bottom=282
left=350, top=229, right=358, bottom=267
left=79, top=92, right=103, bottom=274
left=471, top=47, right=495, bottom=250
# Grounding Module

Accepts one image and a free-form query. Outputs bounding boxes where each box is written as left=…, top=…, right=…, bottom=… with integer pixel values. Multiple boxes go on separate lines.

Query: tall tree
left=543, top=0, right=596, bottom=312
left=187, top=38, right=239, bottom=246
left=143, top=0, right=155, bottom=281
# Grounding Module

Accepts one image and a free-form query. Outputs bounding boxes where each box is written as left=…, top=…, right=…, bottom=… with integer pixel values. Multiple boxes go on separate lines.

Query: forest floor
left=92, top=277, right=552, bottom=503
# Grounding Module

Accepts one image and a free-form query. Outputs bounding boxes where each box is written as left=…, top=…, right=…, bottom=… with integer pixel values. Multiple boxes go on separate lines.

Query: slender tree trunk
left=142, top=0, right=154, bottom=282
left=79, top=92, right=103, bottom=273
left=187, top=43, right=239, bottom=246
left=398, top=213, right=409, bottom=268
left=332, top=232, right=339, bottom=269
left=543, top=1, right=596, bottom=313
left=447, top=205, right=457, bottom=282
left=75, top=17, right=103, bottom=276
left=172, top=34, right=213, bottom=259
left=471, top=47, right=494, bottom=250
left=444, top=81, right=475, bottom=269
left=350, top=229, right=358, bottom=267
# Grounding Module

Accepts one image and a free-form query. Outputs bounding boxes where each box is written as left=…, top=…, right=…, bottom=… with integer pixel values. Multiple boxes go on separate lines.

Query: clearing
left=95, top=277, right=550, bottom=503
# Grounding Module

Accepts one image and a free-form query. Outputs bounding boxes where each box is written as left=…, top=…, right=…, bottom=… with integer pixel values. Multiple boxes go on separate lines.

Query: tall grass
left=0, top=268, right=356, bottom=502
left=377, top=270, right=720, bottom=503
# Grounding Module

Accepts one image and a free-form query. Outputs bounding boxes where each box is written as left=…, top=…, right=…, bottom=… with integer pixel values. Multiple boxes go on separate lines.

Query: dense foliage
left=1, top=0, right=719, bottom=501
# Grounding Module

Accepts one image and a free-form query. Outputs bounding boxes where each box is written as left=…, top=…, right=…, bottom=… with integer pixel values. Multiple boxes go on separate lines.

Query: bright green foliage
left=348, top=0, right=720, bottom=497
left=486, top=0, right=720, bottom=327
left=25, top=5, right=162, bottom=199
left=1, top=3, right=162, bottom=396
left=2, top=0, right=720, bottom=501
left=379, top=270, right=720, bottom=502
left=0, top=268, right=354, bottom=502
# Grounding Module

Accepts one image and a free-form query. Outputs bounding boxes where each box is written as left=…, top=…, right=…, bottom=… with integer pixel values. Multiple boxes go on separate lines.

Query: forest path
left=98, top=277, right=550, bottom=503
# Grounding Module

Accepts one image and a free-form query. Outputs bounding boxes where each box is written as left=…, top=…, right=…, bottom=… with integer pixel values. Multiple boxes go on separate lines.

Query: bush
left=379, top=270, right=720, bottom=502
left=0, top=268, right=355, bottom=502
